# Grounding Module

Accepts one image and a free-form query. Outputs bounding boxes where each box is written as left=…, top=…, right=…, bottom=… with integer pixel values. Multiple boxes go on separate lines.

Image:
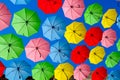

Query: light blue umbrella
left=117, top=15, right=120, bottom=29
left=49, top=41, right=71, bottom=63
left=108, top=70, right=120, bottom=80
left=10, top=0, right=31, bottom=5
left=5, top=61, right=31, bottom=80
left=42, top=16, right=66, bottom=41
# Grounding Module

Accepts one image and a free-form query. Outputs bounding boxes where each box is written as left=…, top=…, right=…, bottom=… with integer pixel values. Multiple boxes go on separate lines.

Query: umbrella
left=62, top=0, right=85, bottom=20
left=0, top=74, right=8, bottom=80
left=0, top=61, right=5, bottom=77
left=12, top=8, right=41, bottom=37
left=42, top=16, right=66, bottom=41
left=64, top=21, right=87, bottom=44
left=108, top=70, right=120, bottom=80
left=25, top=38, right=50, bottom=62
left=74, top=64, right=90, bottom=80
left=10, top=0, right=31, bottom=5
left=84, top=3, right=103, bottom=25
left=38, top=0, right=62, bottom=14
left=89, top=46, right=105, bottom=64
left=26, top=76, right=34, bottom=80
left=105, top=52, right=120, bottom=68
left=101, top=9, right=117, bottom=28
left=117, top=15, right=120, bottom=29
left=0, top=3, right=11, bottom=31
left=32, top=62, right=54, bottom=80
left=54, top=63, right=74, bottom=80
left=71, top=45, right=90, bottom=64
left=85, top=27, right=103, bottom=46
left=49, top=41, right=71, bottom=63
left=101, top=29, right=117, bottom=48
left=117, top=39, right=120, bottom=51
left=0, top=34, right=24, bottom=60
left=5, top=61, right=31, bottom=80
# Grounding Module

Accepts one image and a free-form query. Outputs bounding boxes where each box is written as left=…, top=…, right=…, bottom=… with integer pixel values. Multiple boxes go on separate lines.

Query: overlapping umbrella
left=0, top=61, right=5, bottom=77
left=117, top=39, right=120, bottom=51
left=10, top=0, right=31, bottom=5
left=108, top=70, right=120, bottom=80
left=117, top=15, right=120, bottom=29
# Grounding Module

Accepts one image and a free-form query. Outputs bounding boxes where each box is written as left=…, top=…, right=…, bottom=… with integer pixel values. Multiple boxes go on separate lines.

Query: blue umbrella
left=10, top=0, right=31, bottom=5
left=5, top=61, right=31, bottom=80
left=49, top=41, right=71, bottom=63
left=42, top=16, right=66, bottom=41
left=117, top=15, right=120, bottom=29
left=108, top=70, right=120, bottom=80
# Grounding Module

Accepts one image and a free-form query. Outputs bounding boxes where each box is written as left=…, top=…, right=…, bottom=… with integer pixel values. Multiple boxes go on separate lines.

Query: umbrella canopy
left=49, top=41, right=71, bottom=63
left=85, top=27, right=103, bottom=46
left=101, top=9, right=117, bottom=28
left=62, top=0, right=85, bottom=20
left=117, top=39, right=120, bottom=51
left=10, top=0, right=31, bottom=5
left=0, top=3, right=11, bottom=31
left=89, top=46, right=105, bottom=64
left=25, top=38, right=50, bottom=62
left=32, top=62, right=54, bottom=80
left=108, top=70, right=120, bottom=80
left=42, top=16, right=66, bottom=41
left=74, top=64, right=90, bottom=80
left=117, top=15, right=120, bottom=29
left=71, top=45, right=90, bottom=64
left=12, top=8, right=41, bottom=37
left=101, top=29, right=117, bottom=48
left=5, top=61, right=31, bottom=80
left=84, top=3, right=103, bottom=25
left=54, top=63, right=74, bottom=80
left=0, top=34, right=24, bottom=60
left=105, top=52, right=120, bottom=68
left=64, top=21, right=87, bottom=44
left=0, top=61, right=5, bottom=77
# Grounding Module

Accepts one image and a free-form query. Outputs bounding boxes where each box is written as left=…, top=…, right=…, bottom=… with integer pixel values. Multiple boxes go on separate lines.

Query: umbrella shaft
left=63, top=71, right=69, bottom=80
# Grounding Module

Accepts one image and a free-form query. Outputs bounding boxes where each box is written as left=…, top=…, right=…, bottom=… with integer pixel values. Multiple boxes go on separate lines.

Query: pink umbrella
left=0, top=3, right=11, bottom=30
left=74, top=64, right=90, bottom=80
left=101, top=29, right=117, bottom=48
left=62, top=0, right=85, bottom=20
left=25, top=38, right=50, bottom=62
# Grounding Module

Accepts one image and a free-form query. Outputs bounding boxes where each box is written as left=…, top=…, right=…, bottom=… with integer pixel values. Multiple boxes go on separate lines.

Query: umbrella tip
left=36, top=47, right=39, bottom=50
left=62, top=69, right=64, bottom=71
left=17, top=67, right=20, bottom=71
left=70, top=5, right=74, bottom=8
left=52, top=26, right=55, bottom=29
left=41, top=68, right=44, bottom=72
left=90, top=11, right=93, bottom=15
left=8, top=44, right=11, bottom=47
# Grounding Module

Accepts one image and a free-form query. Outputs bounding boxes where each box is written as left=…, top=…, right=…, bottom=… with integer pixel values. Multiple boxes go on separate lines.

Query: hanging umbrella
left=0, top=74, right=8, bottom=80
left=32, top=62, right=54, bottom=80
left=89, top=46, right=105, bottom=64
left=12, top=8, right=41, bottom=37
left=64, top=21, right=87, bottom=44
left=85, top=27, right=103, bottom=46
left=84, top=3, right=103, bottom=25
left=105, top=52, right=120, bottom=68
left=62, top=0, right=85, bottom=20
left=117, top=15, right=120, bottom=29
left=71, top=45, right=90, bottom=64
left=10, top=0, right=31, bottom=5
left=42, top=16, right=66, bottom=41
left=5, top=61, right=31, bottom=80
left=117, top=39, right=120, bottom=51
left=101, top=9, right=117, bottom=28
left=0, top=3, right=11, bottom=31
left=54, top=63, right=74, bottom=80
left=49, top=41, right=71, bottom=63
left=74, top=64, right=90, bottom=80
left=108, top=70, right=120, bottom=80
left=0, top=34, right=24, bottom=60
left=101, top=29, right=117, bottom=48
left=25, top=38, right=50, bottom=62
left=0, top=61, right=5, bottom=77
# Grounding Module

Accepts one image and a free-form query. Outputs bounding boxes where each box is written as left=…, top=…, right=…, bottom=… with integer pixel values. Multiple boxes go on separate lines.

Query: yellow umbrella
left=101, top=9, right=117, bottom=28
left=54, top=63, right=74, bottom=80
left=89, top=46, right=105, bottom=64
left=64, top=21, right=87, bottom=44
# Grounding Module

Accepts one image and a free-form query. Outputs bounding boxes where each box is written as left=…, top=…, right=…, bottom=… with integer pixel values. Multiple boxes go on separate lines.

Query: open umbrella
left=89, top=46, right=105, bottom=64
left=117, top=39, right=120, bottom=51
left=101, top=9, right=117, bottom=28
left=85, top=27, right=103, bottom=46
left=117, top=15, right=120, bottom=29
left=49, top=41, right=71, bottom=63
left=74, top=64, right=90, bottom=80
left=42, top=16, right=66, bottom=41
left=71, top=45, right=90, bottom=64
left=25, top=38, right=50, bottom=62
left=84, top=3, right=103, bottom=25
left=54, top=63, right=74, bottom=80
left=0, top=3, right=11, bottom=31
left=12, top=8, right=41, bottom=37
left=64, top=21, right=87, bottom=44
left=101, top=29, right=117, bottom=48
left=0, top=61, right=5, bottom=77
left=5, top=61, right=31, bottom=80
left=62, top=0, right=85, bottom=20
left=32, top=62, right=54, bottom=80
left=0, top=34, right=24, bottom=60
left=108, top=70, right=120, bottom=80
left=10, top=0, right=31, bottom=5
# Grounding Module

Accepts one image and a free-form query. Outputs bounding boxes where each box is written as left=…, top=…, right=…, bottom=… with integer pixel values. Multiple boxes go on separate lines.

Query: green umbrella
left=32, top=62, right=54, bottom=80
left=105, top=52, right=120, bottom=68
left=84, top=3, right=103, bottom=25
left=0, top=34, right=24, bottom=60
left=12, top=8, right=41, bottom=37
left=117, top=39, right=120, bottom=51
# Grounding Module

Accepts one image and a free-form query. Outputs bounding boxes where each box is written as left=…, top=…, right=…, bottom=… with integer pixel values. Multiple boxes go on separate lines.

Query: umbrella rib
left=0, top=17, right=9, bottom=25
left=6, top=69, right=16, bottom=76
left=27, top=12, right=36, bottom=21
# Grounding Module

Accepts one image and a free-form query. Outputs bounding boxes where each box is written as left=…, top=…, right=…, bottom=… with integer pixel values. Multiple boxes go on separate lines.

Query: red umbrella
left=38, top=0, right=62, bottom=14
left=92, top=66, right=107, bottom=80
left=0, top=61, right=5, bottom=77
left=85, top=27, right=103, bottom=46
left=70, top=45, right=90, bottom=64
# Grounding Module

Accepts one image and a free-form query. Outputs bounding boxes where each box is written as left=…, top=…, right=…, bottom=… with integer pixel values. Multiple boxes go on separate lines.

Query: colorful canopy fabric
left=117, top=39, right=120, bottom=51
left=117, top=15, right=120, bottom=29
left=108, top=70, right=120, bottom=80
left=0, top=61, right=5, bottom=77
left=10, top=0, right=31, bottom=5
